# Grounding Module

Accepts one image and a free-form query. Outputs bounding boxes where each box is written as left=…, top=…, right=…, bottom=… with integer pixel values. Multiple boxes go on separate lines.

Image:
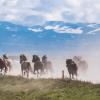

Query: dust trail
left=7, top=54, right=100, bottom=84
left=78, top=55, right=100, bottom=84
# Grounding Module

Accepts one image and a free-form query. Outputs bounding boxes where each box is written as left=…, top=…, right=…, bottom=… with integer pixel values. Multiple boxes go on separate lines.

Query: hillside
left=0, top=76, right=100, bottom=100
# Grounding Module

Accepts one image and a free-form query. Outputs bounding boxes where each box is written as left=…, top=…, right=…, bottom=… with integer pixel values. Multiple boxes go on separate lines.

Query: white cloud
left=54, top=27, right=83, bottom=34
left=0, top=0, right=100, bottom=25
left=5, top=14, right=18, bottom=20
left=88, top=28, right=100, bottom=34
left=28, top=28, right=43, bottom=32
left=6, top=26, right=11, bottom=30
left=45, top=25, right=61, bottom=30
left=87, top=24, right=97, bottom=28
left=45, top=25, right=83, bottom=34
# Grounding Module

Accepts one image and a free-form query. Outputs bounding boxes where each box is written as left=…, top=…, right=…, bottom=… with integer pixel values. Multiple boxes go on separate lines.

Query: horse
left=32, top=55, right=44, bottom=77
left=0, top=58, right=7, bottom=75
left=66, top=59, right=78, bottom=79
left=2, top=54, right=12, bottom=72
left=73, top=56, right=88, bottom=73
left=42, top=55, right=53, bottom=73
left=20, top=54, right=32, bottom=78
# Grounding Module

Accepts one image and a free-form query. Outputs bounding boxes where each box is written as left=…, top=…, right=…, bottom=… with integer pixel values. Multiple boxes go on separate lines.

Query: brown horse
left=66, top=59, right=78, bottom=79
left=2, top=54, right=12, bottom=72
left=42, top=55, right=53, bottom=73
left=0, top=58, right=7, bottom=75
left=20, top=54, right=32, bottom=78
left=32, top=55, right=44, bottom=77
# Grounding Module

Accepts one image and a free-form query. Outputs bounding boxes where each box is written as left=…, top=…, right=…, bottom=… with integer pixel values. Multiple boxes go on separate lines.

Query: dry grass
left=0, top=75, right=100, bottom=100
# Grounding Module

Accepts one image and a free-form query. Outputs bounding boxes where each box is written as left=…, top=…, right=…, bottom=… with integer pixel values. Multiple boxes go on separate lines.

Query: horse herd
left=0, top=54, right=88, bottom=79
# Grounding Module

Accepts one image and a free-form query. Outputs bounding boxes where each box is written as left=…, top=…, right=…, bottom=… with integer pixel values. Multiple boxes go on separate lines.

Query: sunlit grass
left=0, top=75, right=100, bottom=100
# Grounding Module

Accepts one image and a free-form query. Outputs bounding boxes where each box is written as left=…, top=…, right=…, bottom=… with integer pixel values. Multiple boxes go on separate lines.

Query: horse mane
left=42, top=55, right=47, bottom=63
left=3, top=54, right=8, bottom=59
left=20, top=54, right=27, bottom=62
left=66, top=59, right=77, bottom=67
left=32, top=55, right=40, bottom=62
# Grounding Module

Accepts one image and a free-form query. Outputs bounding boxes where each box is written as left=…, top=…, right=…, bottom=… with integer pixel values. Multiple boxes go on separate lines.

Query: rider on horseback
left=3, top=54, right=8, bottom=60
left=2, top=54, right=11, bottom=72
left=2, top=54, right=8, bottom=72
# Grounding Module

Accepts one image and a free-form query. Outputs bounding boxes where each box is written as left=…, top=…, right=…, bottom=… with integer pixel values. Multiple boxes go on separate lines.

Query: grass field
left=0, top=75, right=100, bottom=100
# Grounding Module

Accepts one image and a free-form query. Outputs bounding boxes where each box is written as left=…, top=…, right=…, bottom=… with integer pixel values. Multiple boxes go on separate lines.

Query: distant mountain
left=0, top=21, right=100, bottom=54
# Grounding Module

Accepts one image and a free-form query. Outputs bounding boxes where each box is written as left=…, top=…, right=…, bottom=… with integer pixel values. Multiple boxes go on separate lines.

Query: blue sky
left=0, top=0, right=100, bottom=26
left=0, top=21, right=100, bottom=56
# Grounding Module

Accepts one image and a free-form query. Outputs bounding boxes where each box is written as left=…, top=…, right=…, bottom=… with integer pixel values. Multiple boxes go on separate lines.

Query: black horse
left=66, top=59, right=78, bottom=79
left=42, top=55, right=53, bottom=73
left=0, top=58, right=7, bottom=75
left=32, top=55, right=44, bottom=76
left=3, top=54, right=12, bottom=72
left=20, top=54, right=32, bottom=78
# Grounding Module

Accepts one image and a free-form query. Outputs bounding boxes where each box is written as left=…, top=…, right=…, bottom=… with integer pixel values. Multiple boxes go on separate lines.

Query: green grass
left=0, top=75, right=100, bottom=100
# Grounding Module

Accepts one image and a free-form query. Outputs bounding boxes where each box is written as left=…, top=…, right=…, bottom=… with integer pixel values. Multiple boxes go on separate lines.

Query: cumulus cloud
left=28, top=27, right=43, bottom=32
left=55, top=27, right=83, bottom=34
left=88, top=28, right=100, bottom=34
left=45, top=25, right=83, bottom=34
left=0, top=0, right=100, bottom=25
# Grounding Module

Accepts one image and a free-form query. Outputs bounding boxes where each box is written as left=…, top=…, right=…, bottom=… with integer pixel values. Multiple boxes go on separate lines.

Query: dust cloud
left=7, top=53, right=100, bottom=84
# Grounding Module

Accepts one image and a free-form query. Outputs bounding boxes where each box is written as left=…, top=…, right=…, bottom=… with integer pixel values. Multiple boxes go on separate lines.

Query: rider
left=2, top=54, right=8, bottom=72
left=3, top=54, right=8, bottom=59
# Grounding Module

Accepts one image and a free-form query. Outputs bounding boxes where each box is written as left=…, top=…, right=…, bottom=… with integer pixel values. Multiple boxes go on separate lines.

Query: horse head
left=66, top=59, right=73, bottom=65
left=73, top=56, right=82, bottom=63
left=42, top=55, right=47, bottom=63
left=32, top=55, right=40, bottom=63
left=20, top=54, right=27, bottom=64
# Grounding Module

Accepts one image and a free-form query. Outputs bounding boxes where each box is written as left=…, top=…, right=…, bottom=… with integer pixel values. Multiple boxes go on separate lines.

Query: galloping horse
left=42, top=55, right=53, bottom=73
left=3, top=54, right=12, bottom=72
left=20, top=54, right=32, bottom=78
left=0, top=58, right=7, bottom=75
left=66, top=59, right=78, bottom=79
left=32, top=55, right=44, bottom=76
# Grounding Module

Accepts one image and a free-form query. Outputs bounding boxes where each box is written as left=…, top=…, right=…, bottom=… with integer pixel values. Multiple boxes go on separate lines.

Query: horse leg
left=27, top=70, right=29, bottom=78
left=4, top=70, right=6, bottom=76
left=8, top=62, right=12, bottom=72
left=24, top=71, right=25, bottom=76
left=40, top=69, right=43, bottom=75
left=72, top=74, right=74, bottom=79
left=4, top=66, right=7, bottom=74
left=0, top=69, right=2, bottom=75
left=37, top=70, right=39, bottom=78
left=9, top=65, right=11, bottom=72
left=71, top=72, right=75, bottom=79
left=69, top=73, right=71, bottom=79
left=40, top=69, right=44, bottom=76
left=33, top=69, right=36, bottom=74
left=41, top=67, right=45, bottom=75
left=75, top=73, right=78, bottom=80
left=4, top=67, right=7, bottom=75
left=22, top=70, right=24, bottom=77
